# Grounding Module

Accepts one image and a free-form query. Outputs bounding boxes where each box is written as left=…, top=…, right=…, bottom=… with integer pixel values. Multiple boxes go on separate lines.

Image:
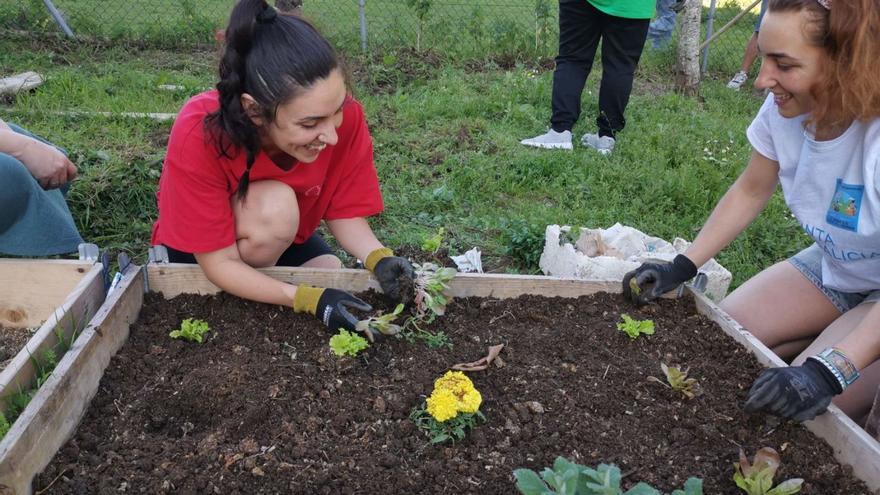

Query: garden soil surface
left=36, top=292, right=872, bottom=494
left=0, top=326, right=33, bottom=372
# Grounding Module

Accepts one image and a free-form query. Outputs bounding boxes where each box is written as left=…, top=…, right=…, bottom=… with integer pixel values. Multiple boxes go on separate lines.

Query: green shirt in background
left=587, top=0, right=656, bottom=19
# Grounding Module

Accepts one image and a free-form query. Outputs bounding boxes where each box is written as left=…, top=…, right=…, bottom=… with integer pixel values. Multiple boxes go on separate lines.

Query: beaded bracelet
left=809, top=347, right=860, bottom=392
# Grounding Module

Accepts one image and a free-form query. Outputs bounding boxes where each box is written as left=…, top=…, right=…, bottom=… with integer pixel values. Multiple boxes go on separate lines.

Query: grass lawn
left=0, top=35, right=810, bottom=289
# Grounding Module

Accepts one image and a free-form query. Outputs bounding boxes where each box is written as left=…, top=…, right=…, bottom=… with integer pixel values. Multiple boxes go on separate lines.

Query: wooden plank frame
left=0, top=264, right=142, bottom=495
left=0, top=260, right=105, bottom=414
left=3, top=263, right=878, bottom=493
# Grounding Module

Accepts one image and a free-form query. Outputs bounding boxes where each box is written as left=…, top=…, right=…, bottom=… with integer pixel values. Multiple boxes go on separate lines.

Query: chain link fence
left=1, top=0, right=763, bottom=78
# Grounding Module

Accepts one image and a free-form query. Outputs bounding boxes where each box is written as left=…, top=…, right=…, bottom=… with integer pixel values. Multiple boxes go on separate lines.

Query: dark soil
left=36, top=292, right=871, bottom=494
left=0, top=325, right=34, bottom=372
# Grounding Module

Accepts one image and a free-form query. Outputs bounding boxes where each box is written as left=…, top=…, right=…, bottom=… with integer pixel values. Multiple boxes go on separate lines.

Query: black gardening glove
left=293, top=285, right=373, bottom=333
left=622, top=254, right=698, bottom=305
left=366, top=248, right=415, bottom=304
left=744, top=359, right=843, bottom=422
left=671, top=0, right=687, bottom=13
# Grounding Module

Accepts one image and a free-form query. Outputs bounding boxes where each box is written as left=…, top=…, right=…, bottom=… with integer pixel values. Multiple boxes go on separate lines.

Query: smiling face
left=245, top=68, right=347, bottom=164
left=754, top=10, right=826, bottom=119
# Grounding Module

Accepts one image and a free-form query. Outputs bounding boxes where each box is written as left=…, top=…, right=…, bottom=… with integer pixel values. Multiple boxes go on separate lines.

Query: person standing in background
left=520, top=0, right=655, bottom=155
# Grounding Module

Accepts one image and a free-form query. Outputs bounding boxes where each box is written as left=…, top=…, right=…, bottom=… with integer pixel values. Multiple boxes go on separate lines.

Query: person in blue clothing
left=647, top=0, right=686, bottom=49
left=0, top=118, right=83, bottom=256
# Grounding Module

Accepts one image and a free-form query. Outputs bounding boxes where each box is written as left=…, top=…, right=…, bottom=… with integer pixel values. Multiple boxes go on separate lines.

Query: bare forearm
left=195, top=253, right=298, bottom=307
left=0, top=127, right=32, bottom=157
left=326, top=217, right=384, bottom=262
left=684, top=151, right=779, bottom=267
left=835, top=304, right=880, bottom=370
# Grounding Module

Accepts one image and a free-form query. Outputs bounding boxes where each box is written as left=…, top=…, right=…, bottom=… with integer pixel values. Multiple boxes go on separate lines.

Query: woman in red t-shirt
left=152, top=0, right=413, bottom=336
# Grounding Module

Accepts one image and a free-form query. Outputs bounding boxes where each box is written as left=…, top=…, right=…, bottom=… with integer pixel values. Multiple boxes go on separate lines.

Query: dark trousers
left=550, top=0, right=650, bottom=138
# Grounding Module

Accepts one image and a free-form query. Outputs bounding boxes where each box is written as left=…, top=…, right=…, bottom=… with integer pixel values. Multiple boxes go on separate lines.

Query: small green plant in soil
left=411, top=371, right=484, bottom=444
left=355, top=303, right=404, bottom=343
left=421, top=227, right=445, bottom=254
left=169, top=318, right=211, bottom=343
left=649, top=363, right=700, bottom=399
left=733, top=447, right=803, bottom=495
left=0, top=411, right=10, bottom=439
left=617, top=314, right=655, bottom=339
left=514, top=457, right=704, bottom=495
left=329, top=329, right=370, bottom=357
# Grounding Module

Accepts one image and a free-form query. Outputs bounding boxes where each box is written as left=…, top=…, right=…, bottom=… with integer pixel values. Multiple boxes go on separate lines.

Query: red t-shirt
left=151, top=90, right=383, bottom=253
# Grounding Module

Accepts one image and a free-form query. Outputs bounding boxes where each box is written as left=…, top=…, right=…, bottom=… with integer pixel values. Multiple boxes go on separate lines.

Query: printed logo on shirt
left=304, top=185, right=322, bottom=197
left=826, top=179, right=864, bottom=232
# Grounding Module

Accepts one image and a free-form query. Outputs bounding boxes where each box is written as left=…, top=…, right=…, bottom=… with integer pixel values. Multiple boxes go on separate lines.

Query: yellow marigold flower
left=434, top=370, right=482, bottom=414
left=457, top=388, right=482, bottom=413
left=434, top=370, right=473, bottom=393
left=426, top=388, right=458, bottom=422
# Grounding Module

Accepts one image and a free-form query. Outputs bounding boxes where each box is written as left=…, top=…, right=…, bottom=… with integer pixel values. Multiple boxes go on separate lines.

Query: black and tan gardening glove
left=293, top=285, right=372, bottom=333
left=622, top=254, right=698, bottom=306
left=744, top=348, right=858, bottom=422
left=365, top=247, right=415, bottom=304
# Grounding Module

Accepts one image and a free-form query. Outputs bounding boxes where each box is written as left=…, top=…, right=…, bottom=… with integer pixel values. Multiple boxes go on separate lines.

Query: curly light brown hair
left=769, top=0, right=880, bottom=132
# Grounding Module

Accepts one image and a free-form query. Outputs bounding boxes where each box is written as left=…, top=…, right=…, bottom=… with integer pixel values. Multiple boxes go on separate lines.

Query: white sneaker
left=727, top=71, right=748, bottom=90
left=520, top=129, right=573, bottom=150
left=581, top=133, right=615, bottom=155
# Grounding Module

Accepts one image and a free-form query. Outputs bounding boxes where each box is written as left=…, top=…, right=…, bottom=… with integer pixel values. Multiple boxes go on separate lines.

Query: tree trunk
left=676, top=0, right=701, bottom=95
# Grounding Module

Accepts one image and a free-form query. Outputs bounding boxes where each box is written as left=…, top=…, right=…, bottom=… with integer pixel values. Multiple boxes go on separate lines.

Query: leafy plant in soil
left=411, top=370, right=484, bottom=444
left=329, top=329, right=370, bottom=357
left=514, top=457, right=704, bottom=495
left=617, top=314, right=655, bottom=339
left=733, top=447, right=803, bottom=495
left=355, top=303, right=404, bottom=343
left=648, top=363, right=701, bottom=399
left=169, top=318, right=210, bottom=343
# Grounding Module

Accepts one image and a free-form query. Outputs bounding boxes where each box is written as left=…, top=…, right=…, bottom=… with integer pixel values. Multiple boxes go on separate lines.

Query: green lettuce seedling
left=733, top=447, right=803, bottom=495
left=617, top=314, right=655, bottom=339
left=514, top=457, right=703, bottom=495
left=169, top=318, right=211, bottom=343
left=628, top=278, right=642, bottom=296
left=329, top=329, right=369, bottom=357
left=356, top=304, right=405, bottom=343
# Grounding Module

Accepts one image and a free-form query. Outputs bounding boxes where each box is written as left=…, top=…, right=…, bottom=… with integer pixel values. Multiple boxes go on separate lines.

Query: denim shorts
left=789, top=244, right=880, bottom=313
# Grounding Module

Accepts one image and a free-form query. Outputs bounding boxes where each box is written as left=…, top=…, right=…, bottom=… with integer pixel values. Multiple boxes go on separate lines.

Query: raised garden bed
left=0, top=258, right=105, bottom=493
left=9, top=265, right=880, bottom=494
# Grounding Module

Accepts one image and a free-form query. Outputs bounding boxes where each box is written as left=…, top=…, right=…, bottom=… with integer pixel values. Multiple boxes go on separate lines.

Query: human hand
left=293, top=286, right=372, bottom=333
left=744, top=359, right=842, bottom=422
left=671, top=0, right=687, bottom=13
left=366, top=248, right=415, bottom=304
left=373, top=256, right=416, bottom=303
left=622, top=254, right=697, bottom=305
left=17, top=137, right=77, bottom=190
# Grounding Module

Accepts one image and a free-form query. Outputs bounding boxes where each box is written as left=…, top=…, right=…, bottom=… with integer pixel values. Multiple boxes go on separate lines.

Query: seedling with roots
left=413, top=262, right=457, bottom=323
left=355, top=303, right=405, bottom=343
